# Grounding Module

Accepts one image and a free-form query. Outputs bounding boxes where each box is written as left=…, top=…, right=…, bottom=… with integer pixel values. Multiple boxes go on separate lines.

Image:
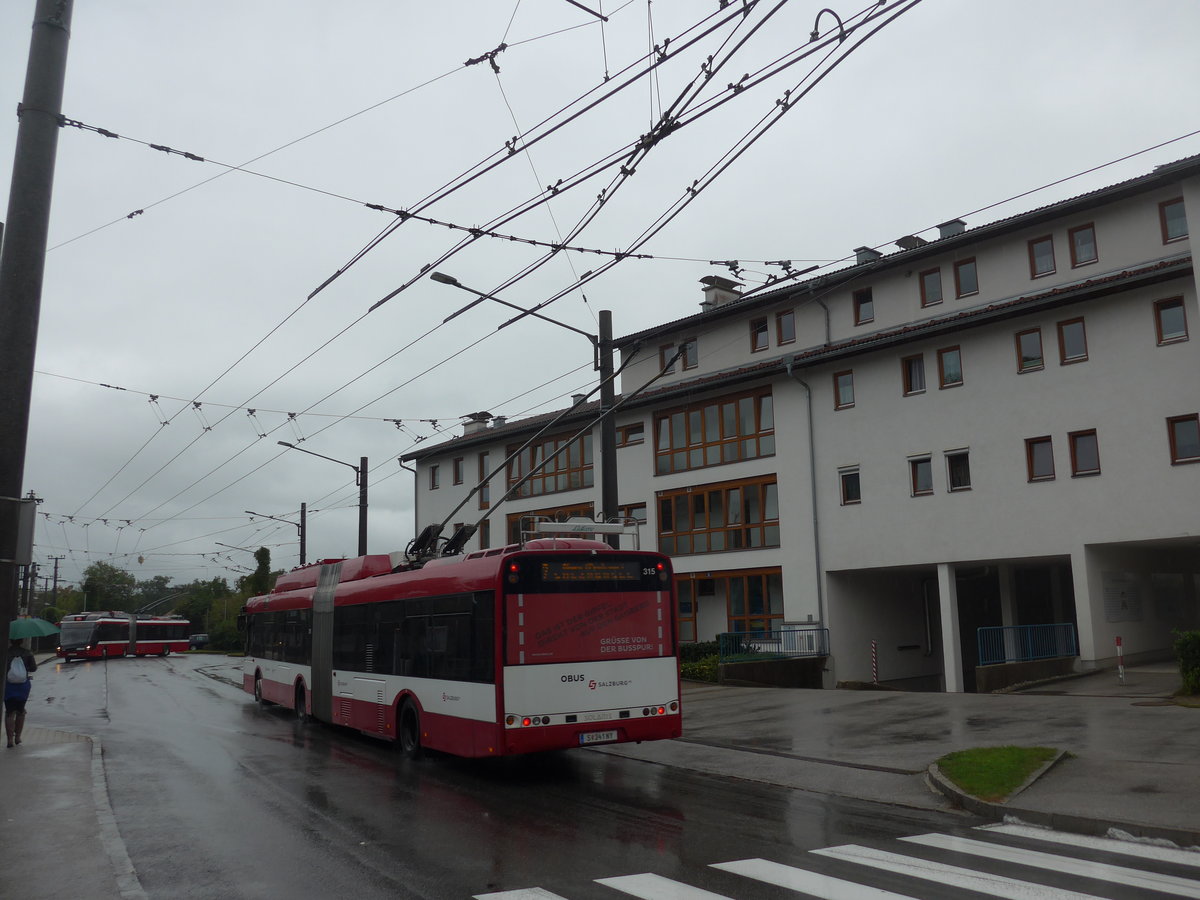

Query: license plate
left=579, top=729, right=618, bottom=745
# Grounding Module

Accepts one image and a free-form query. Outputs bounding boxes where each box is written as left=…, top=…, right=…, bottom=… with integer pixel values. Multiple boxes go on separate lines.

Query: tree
left=80, top=562, right=136, bottom=611
left=135, top=574, right=174, bottom=610
left=237, top=547, right=273, bottom=598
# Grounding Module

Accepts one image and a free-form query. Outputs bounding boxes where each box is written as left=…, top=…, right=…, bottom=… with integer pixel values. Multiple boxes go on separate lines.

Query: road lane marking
left=978, top=823, right=1200, bottom=869
left=903, top=833, right=1200, bottom=898
left=474, top=889, right=569, bottom=900
left=596, top=873, right=731, bottom=899
left=813, top=844, right=1109, bottom=899
left=712, top=857, right=918, bottom=898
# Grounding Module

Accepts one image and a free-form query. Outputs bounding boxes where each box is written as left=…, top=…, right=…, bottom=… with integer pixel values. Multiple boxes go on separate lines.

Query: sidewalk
left=3, top=659, right=1196, bottom=900
left=598, top=662, right=1200, bottom=849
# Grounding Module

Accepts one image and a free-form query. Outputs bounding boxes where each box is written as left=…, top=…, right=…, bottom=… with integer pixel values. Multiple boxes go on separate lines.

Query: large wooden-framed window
left=920, top=268, right=943, bottom=307
left=1057, top=317, right=1088, bottom=364
left=617, top=502, right=647, bottom=527
left=1016, top=328, right=1044, bottom=372
left=954, top=258, right=978, bottom=297
left=653, top=387, right=775, bottom=475
left=1069, top=429, right=1100, bottom=477
left=1028, top=235, right=1055, bottom=278
left=1160, top=197, right=1188, bottom=243
left=1155, top=297, right=1188, bottom=345
left=505, top=431, right=593, bottom=498
left=1026, top=436, right=1055, bottom=482
left=505, top=502, right=594, bottom=545
left=1069, top=223, right=1098, bottom=267
left=676, top=579, right=698, bottom=643
left=657, top=475, right=779, bottom=555
left=776, top=309, right=796, bottom=345
left=477, top=452, right=491, bottom=508
left=677, top=568, right=784, bottom=637
left=1167, top=414, right=1200, bottom=464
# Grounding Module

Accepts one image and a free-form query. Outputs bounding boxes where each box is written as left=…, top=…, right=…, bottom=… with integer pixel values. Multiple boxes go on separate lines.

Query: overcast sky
left=3, top=0, right=1199, bottom=591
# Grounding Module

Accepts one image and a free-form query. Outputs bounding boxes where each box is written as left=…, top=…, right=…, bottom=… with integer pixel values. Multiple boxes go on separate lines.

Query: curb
left=927, top=754, right=1200, bottom=850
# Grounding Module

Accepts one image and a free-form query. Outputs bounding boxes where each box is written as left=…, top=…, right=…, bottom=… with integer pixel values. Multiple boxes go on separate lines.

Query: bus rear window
left=505, top=592, right=670, bottom=665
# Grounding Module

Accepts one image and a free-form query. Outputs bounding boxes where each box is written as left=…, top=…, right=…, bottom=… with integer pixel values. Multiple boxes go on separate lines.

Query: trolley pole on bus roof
left=0, top=0, right=75, bottom=663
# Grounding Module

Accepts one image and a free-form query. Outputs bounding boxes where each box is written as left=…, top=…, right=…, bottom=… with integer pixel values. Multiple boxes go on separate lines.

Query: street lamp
left=277, top=442, right=367, bottom=556
left=245, top=505, right=307, bottom=565
left=429, top=272, right=619, bottom=545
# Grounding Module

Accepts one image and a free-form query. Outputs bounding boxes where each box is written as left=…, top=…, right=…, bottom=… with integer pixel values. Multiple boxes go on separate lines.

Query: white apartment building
left=403, top=154, right=1199, bottom=692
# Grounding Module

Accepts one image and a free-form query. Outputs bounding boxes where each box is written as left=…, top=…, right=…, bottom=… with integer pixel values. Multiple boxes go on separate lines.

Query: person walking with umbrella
left=5, top=618, right=54, bottom=748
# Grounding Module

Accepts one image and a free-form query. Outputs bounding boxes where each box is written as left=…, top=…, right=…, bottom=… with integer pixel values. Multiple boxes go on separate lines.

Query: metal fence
left=977, top=622, right=1077, bottom=666
left=718, top=627, right=830, bottom=662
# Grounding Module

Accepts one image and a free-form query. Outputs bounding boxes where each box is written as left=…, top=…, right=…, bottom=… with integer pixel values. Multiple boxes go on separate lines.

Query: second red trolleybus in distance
left=241, top=520, right=681, bottom=758
left=57, top=612, right=191, bottom=660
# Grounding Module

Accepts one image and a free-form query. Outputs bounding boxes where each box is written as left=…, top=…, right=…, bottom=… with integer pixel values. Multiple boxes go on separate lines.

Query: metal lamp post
left=277, top=442, right=367, bottom=556
left=245, top=505, right=307, bottom=565
left=428, top=272, right=619, bottom=546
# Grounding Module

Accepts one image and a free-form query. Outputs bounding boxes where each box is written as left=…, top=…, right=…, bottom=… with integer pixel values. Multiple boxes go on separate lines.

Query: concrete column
left=1070, top=548, right=1098, bottom=669
left=938, top=563, right=963, bottom=692
left=998, top=563, right=1018, bottom=662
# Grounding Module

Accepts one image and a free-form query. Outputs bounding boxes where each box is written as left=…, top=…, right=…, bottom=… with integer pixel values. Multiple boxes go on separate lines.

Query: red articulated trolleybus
left=57, top=612, right=191, bottom=660
left=241, top=520, right=681, bottom=758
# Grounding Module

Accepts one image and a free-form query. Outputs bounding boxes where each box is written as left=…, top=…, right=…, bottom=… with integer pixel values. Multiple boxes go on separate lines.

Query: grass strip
left=936, top=745, right=1058, bottom=802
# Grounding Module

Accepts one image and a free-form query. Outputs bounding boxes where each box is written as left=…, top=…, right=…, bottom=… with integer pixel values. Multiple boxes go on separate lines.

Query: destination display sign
left=539, top=559, right=643, bottom=583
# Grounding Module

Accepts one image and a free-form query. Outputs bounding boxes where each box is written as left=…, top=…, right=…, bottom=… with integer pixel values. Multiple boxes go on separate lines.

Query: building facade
left=403, top=155, right=1200, bottom=691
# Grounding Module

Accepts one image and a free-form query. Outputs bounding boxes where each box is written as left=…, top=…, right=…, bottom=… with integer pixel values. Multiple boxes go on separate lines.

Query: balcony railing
left=718, top=627, right=830, bottom=663
left=977, top=623, right=1077, bottom=666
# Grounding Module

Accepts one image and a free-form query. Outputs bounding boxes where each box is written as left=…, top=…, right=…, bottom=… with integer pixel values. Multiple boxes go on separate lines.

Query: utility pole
left=0, top=0, right=75, bottom=660
left=48, top=554, right=63, bottom=608
left=598, top=311, right=619, bottom=548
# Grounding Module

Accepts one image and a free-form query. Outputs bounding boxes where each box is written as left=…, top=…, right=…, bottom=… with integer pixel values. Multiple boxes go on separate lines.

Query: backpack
left=7, top=655, right=26, bottom=684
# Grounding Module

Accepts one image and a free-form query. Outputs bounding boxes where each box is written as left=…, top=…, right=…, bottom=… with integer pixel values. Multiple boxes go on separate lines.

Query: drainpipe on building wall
left=785, top=361, right=825, bottom=628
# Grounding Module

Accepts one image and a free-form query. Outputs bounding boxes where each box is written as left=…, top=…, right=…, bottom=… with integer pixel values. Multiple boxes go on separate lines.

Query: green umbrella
left=9, top=617, right=60, bottom=639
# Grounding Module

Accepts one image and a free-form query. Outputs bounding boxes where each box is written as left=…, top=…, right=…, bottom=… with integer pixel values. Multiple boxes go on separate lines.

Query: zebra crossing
left=475, top=822, right=1200, bottom=900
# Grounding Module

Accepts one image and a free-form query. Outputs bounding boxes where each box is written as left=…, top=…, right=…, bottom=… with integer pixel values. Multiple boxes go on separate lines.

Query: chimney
left=895, top=235, right=928, bottom=251
left=854, top=246, right=882, bottom=265
left=699, top=275, right=742, bottom=310
left=462, top=411, right=492, bottom=435
left=491, top=415, right=506, bottom=428
left=572, top=393, right=587, bottom=406
left=937, top=219, right=966, bottom=239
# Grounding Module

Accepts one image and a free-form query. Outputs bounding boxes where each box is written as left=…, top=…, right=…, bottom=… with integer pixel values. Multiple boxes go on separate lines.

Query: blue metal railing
left=977, top=623, right=1077, bottom=666
left=718, top=627, right=830, bottom=662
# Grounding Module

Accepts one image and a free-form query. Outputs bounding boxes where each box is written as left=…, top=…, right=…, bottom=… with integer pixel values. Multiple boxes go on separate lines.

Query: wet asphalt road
left=31, top=654, right=988, bottom=899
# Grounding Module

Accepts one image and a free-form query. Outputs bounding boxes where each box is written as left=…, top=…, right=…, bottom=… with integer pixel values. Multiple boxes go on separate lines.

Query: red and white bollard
left=1116, top=635, right=1125, bottom=685
left=871, top=640, right=878, bottom=684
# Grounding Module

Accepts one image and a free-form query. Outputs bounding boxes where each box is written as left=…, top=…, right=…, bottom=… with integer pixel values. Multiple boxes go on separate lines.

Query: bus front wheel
left=295, top=684, right=308, bottom=724
left=398, top=702, right=421, bottom=759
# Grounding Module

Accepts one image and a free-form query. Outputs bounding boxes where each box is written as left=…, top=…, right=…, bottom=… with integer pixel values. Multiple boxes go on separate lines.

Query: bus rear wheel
left=398, top=702, right=421, bottom=759
left=254, top=674, right=267, bottom=705
left=295, top=684, right=308, bottom=724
